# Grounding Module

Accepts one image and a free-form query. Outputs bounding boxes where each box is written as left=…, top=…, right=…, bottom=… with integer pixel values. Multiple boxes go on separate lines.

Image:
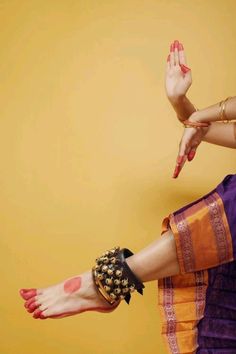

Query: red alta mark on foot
left=64, top=276, right=82, bottom=294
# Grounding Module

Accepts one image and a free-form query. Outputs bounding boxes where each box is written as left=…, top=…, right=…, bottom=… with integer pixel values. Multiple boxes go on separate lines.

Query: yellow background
left=1, top=1, right=236, bottom=353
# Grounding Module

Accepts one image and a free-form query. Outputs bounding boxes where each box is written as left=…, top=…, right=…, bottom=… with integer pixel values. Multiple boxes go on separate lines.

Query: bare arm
left=169, top=95, right=236, bottom=149
left=169, top=95, right=196, bottom=122
left=189, top=97, right=236, bottom=149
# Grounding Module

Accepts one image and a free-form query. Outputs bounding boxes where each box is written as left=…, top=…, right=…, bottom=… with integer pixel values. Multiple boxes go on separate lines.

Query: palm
left=165, top=65, right=192, bottom=98
left=165, top=41, right=192, bottom=99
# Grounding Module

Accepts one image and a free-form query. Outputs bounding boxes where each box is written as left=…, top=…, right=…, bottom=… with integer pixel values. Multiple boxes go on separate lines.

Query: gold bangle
left=182, top=119, right=210, bottom=128
left=219, top=97, right=231, bottom=123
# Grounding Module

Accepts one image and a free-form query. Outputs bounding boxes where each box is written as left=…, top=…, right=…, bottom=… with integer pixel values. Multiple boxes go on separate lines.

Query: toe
left=33, top=308, right=42, bottom=319
left=20, top=289, right=37, bottom=300
left=39, top=303, right=48, bottom=312
left=24, top=297, right=36, bottom=309
left=28, top=301, right=39, bottom=313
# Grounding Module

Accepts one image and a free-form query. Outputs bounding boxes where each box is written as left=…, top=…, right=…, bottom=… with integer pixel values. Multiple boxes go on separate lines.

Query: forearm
left=202, top=122, right=236, bottom=148
left=190, top=96, right=236, bottom=123
left=169, top=95, right=196, bottom=122
left=189, top=96, right=236, bottom=148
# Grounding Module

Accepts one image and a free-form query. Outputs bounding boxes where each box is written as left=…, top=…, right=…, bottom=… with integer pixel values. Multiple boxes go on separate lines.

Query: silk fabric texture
left=158, top=174, right=236, bottom=354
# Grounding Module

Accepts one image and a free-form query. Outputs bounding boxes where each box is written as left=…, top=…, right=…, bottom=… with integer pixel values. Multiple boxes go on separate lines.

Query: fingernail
left=188, top=151, right=196, bottom=161
left=172, top=166, right=179, bottom=178
left=178, top=43, right=184, bottom=50
left=167, top=54, right=170, bottom=62
left=174, top=40, right=179, bottom=48
left=170, top=43, right=174, bottom=52
left=180, top=64, right=191, bottom=74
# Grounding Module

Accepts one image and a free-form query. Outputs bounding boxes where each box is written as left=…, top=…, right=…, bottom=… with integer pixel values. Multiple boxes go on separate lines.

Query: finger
left=187, top=149, right=196, bottom=161
left=173, top=155, right=187, bottom=178
left=173, top=137, right=189, bottom=178
left=178, top=42, right=187, bottom=65
left=187, top=143, right=199, bottom=161
left=174, top=40, right=179, bottom=65
left=170, top=42, right=175, bottom=67
left=180, top=64, right=191, bottom=74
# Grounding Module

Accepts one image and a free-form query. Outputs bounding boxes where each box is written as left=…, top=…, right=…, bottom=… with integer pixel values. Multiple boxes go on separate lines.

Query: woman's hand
left=173, top=124, right=209, bottom=178
left=165, top=40, right=192, bottom=102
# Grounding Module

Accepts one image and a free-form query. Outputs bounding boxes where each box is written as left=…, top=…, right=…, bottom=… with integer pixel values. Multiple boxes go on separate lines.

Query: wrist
left=188, top=111, right=200, bottom=123
left=168, top=94, right=186, bottom=106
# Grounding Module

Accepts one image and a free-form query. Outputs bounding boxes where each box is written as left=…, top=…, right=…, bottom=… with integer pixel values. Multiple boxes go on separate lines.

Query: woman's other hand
left=173, top=123, right=209, bottom=179
left=165, top=40, right=192, bottom=103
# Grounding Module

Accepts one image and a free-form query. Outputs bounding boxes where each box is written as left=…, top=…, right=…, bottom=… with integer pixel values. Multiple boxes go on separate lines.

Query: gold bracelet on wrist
left=219, top=97, right=231, bottom=124
left=182, top=119, right=210, bottom=128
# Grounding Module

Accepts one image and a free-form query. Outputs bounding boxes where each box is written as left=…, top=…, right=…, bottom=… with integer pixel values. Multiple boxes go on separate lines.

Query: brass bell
left=94, top=264, right=101, bottom=270
left=103, top=257, right=109, bottom=264
left=104, top=285, right=111, bottom=292
left=129, top=285, right=135, bottom=292
left=111, top=257, right=117, bottom=264
left=115, top=269, right=122, bottom=277
left=114, top=287, right=121, bottom=294
left=121, top=278, right=129, bottom=286
left=110, top=293, right=117, bottom=299
left=105, top=278, right=113, bottom=285
left=122, top=287, right=129, bottom=293
left=97, top=273, right=104, bottom=280
left=102, top=265, right=108, bottom=272
left=114, top=279, right=121, bottom=285
left=107, top=269, right=114, bottom=275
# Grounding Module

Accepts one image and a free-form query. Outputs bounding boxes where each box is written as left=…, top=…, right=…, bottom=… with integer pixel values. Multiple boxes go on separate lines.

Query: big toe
left=19, top=288, right=37, bottom=300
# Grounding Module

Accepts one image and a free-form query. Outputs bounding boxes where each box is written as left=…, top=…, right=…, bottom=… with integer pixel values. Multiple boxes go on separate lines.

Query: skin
left=19, top=40, right=236, bottom=320
left=165, top=40, right=236, bottom=178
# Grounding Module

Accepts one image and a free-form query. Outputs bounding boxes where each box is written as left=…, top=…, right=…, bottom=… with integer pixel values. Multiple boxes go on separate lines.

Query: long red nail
left=188, top=151, right=196, bottom=161
left=170, top=43, right=174, bottom=52
left=174, top=40, right=179, bottom=47
left=173, top=166, right=179, bottom=178
left=178, top=43, right=184, bottom=50
left=180, top=64, right=191, bottom=74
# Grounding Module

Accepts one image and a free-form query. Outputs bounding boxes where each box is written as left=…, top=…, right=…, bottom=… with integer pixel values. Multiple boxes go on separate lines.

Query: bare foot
left=19, top=270, right=121, bottom=319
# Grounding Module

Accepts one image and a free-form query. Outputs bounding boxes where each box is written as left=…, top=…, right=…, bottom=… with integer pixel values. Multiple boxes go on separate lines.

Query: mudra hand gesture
left=165, top=40, right=210, bottom=178
left=165, top=40, right=192, bottom=101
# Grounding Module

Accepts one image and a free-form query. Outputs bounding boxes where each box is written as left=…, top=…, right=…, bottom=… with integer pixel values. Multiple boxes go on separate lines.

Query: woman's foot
left=19, top=270, right=121, bottom=319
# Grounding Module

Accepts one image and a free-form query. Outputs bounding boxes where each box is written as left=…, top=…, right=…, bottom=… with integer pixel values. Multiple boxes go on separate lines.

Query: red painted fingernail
left=178, top=43, right=184, bottom=50
left=167, top=54, right=170, bottom=62
left=180, top=64, right=191, bottom=74
left=174, top=40, right=179, bottom=49
left=188, top=151, right=196, bottom=161
left=170, top=43, right=174, bottom=52
left=172, top=166, right=179, bottom=178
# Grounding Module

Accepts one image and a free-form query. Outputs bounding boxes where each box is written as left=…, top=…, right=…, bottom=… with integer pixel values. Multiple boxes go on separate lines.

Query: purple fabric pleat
left=197, top=242, right=236, bottom=351
left=216, top=174, right=236, bottom=259
left=197, top=175, right=236, bottom=352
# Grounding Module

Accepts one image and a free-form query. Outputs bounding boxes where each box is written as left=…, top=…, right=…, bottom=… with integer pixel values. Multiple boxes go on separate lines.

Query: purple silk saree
left=158, top=174, right=236, bottom=354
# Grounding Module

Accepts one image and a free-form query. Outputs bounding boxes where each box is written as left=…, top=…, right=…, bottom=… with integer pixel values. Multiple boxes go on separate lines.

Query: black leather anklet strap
left=92, top=246, right=145, bottom=305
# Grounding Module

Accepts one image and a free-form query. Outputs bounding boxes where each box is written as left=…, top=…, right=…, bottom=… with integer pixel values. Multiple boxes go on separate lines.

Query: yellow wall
left=1, top=1, right=236, bottom=353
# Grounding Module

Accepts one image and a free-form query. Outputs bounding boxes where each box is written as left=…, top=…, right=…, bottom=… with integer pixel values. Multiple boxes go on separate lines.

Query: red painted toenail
left=33, top=310, right=42, bottom=319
